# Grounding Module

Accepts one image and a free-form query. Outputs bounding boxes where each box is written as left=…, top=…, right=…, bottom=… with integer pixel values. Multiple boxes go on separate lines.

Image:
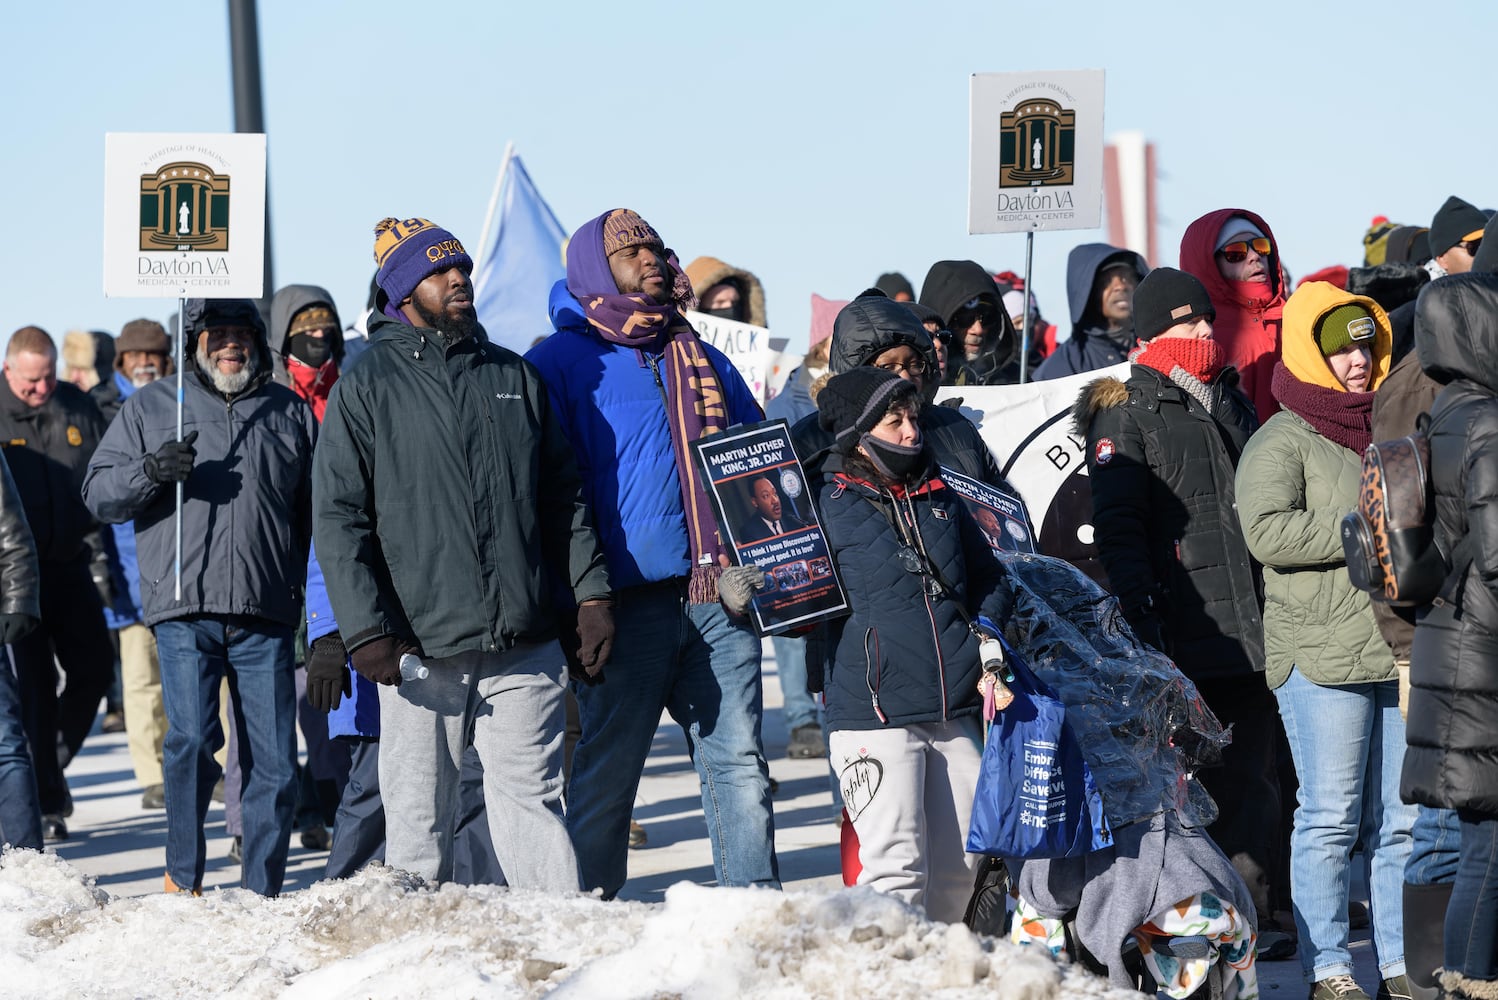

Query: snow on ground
left=0, top=850, right=1136, bottom=999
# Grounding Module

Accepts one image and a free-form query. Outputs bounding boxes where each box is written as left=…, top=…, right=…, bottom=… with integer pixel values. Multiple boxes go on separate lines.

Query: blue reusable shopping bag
left=966, top=643, right=1114, bottom=859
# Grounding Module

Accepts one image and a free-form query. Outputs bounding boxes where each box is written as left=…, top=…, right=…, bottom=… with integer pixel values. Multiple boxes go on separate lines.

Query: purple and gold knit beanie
left=372, top=217, right=472, bottom=317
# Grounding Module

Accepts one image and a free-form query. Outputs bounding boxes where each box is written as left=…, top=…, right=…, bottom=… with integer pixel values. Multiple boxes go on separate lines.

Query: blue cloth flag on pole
left=472, top=151, right=567, bottom=354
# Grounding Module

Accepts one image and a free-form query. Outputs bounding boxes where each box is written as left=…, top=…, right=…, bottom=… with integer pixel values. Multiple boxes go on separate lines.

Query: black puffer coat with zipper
left=1072, top=364, right=1264, bottom=680
left=819, top=457, right=1016, bottom=733
left=1402, top=272, right=1498, bottom=814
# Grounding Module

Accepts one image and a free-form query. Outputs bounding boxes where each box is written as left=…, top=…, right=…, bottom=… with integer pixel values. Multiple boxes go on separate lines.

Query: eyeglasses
left=1461, top=238, right=1484, bottom=257
left=874, top=359, right=929, bottom=377
left=1216, top=238, right=1273, bottom=263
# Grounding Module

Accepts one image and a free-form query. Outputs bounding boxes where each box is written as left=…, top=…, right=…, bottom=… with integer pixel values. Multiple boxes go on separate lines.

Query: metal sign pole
left=1019, top=229, right=1036, bottom=383
left=175, top=294, right=185, bottom=601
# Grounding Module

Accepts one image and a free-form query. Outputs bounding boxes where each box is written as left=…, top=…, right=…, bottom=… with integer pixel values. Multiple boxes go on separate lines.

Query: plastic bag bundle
left=1000, top=552, right=1229, bottom=831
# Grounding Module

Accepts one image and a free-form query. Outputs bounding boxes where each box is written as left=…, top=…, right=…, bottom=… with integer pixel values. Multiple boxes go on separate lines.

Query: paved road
left=43, top=640, right=1385, bottom=994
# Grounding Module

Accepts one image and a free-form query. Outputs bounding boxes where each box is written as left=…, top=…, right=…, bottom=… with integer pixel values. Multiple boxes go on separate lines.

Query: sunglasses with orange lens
left=1217, top=237, right=1273, bottom=263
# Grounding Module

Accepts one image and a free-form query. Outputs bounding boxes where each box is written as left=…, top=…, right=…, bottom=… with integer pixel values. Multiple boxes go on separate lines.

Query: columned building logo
left=999, top=99, right=1076, bottom=188
left=139, top=162, right=230, bottom=251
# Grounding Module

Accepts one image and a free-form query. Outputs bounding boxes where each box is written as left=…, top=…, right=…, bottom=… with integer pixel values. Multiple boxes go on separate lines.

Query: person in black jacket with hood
left=1071, top=267, right=1278, bottom=919
left=790, top=292, right=1017, bottom=496
left=1401, top=272, right=1498, bottom=999
left=1034, top=243, right=1150, bottom=381
left=919, top=260, right=1021, bottom=386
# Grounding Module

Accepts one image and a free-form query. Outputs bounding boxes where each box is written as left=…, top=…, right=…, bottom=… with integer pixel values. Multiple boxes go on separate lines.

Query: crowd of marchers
left=0, top=194, right=1496, bottom=1000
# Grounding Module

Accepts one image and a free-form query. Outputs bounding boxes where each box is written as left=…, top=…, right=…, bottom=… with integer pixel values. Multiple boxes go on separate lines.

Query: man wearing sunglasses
left=918, top=260, right=1021, bottom=386
left=1033, top=243, right=1149, bottom=381
left=1427, top=195, right=1491, bottom=280
left=1180, top=209, right=1287, bottom=425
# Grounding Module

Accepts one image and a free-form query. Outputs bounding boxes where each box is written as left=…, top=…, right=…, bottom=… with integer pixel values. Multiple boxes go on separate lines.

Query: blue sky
left=6, top=1, right=1494, bottom=355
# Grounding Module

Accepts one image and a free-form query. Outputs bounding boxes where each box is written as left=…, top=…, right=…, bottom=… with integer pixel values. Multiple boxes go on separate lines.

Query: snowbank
left=0, top=850, right=1134, bottom=998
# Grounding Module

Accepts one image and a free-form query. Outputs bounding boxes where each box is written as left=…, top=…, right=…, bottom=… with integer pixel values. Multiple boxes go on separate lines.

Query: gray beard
left=195, top=345, right=257, bottom=396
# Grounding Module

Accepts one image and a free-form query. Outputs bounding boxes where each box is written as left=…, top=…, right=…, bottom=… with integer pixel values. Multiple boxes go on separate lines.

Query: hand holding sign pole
left=103, top=133, right=266, bottom=600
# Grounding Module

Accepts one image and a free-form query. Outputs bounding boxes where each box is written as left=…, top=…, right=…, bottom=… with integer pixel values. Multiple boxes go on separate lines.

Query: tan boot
left=163, top=872, right=201, bottom=896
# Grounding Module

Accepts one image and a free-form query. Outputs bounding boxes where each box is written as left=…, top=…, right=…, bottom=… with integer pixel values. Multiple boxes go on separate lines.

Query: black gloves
left=574, top=601, right=615, bottom=679
left=143, top=430, right=198, bottom=485
left=0, top=613, right=39, bottom=646
left=306, top=633, right=351, bottom=712
left=349, top=635, right=419, bottom=687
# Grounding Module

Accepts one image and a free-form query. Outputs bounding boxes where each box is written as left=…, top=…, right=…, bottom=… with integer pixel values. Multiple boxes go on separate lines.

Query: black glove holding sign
left=144, top=430, right=198, bottom=484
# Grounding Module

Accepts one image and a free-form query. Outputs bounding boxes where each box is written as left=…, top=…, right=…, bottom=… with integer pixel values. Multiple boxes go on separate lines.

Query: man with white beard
left=83, top=298, right=317, bottom=896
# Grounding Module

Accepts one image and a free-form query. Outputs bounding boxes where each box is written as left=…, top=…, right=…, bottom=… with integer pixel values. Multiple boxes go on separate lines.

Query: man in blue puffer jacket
left=527, top=208, right=778, bottom=899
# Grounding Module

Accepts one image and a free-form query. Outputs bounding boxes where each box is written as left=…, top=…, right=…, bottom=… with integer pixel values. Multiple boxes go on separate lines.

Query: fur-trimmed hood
left=683, top=256, right=767, bottom=327
left=1070, top=375, right=1129, bottom=436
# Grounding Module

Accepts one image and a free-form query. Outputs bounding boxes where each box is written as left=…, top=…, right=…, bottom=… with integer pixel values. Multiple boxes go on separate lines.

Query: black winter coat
left=820, top=465, right=1015, bottom=732
left=314, top=313, right=610, bottom=659
left=0, top=380, right=108, bottom=565
left=0, top=452, right=40, bottom=620
left=1402, top=273, right=1498, bottom=814
left=1072, top=364, right=1265, bottom=680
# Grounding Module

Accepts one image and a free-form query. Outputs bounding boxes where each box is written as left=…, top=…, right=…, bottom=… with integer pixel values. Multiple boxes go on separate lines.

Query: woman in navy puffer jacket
left=816, top=366, right=1016, bottom=923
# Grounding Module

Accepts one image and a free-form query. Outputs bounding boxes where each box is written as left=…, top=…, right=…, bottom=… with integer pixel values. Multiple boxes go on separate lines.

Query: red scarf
left=288, top=358, right=339, bottom=422
left=1132, top=337, right=1226, bottom=382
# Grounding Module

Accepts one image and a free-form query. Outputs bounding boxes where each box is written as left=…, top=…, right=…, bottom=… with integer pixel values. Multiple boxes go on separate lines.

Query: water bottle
left=399, top=653, right=429, bottom=682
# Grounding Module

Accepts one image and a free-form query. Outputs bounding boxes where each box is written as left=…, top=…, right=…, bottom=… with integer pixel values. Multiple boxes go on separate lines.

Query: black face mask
left=288, top=333, right=332, bottom=368
left=702, top=304, right=746, bottom=322
left=860, top=433, right=929, bottom=483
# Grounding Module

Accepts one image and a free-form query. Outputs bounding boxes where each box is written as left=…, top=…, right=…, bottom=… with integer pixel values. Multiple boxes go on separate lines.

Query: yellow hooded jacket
left=1279, top=280, right=1392, bottom=393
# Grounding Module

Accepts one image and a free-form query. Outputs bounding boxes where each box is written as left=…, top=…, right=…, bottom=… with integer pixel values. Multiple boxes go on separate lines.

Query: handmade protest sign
left=693, top=419, right=848, bottom=634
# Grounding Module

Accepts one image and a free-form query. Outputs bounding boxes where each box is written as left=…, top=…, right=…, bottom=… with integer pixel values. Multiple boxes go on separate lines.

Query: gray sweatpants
left=376, top=640, right=578, bottom=889
left=830, top=716, right=984, bottom=923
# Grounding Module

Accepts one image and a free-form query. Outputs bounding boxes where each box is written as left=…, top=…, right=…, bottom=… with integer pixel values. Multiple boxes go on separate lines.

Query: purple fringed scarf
left=567, top=210, right=732, bottom=603
left=1270, top=361, right=1374, bottom=454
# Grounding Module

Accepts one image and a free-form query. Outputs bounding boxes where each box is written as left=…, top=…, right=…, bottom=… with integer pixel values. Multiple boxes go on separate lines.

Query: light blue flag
left=472, top=154, right=567, bottom=354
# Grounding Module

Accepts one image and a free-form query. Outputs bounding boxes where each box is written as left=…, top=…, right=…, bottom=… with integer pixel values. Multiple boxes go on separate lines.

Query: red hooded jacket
left=1179, top=208, right=1287, bottom=425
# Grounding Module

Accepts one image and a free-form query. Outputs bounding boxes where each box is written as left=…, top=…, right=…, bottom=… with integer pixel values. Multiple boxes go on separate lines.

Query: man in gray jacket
left=83, top=298, right=317, bottom=896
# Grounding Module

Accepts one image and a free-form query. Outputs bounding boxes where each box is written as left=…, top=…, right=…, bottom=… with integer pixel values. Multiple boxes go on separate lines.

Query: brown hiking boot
left=627, top=820, right=647, bottom=849
left=163, top=873, right=201, bottom=896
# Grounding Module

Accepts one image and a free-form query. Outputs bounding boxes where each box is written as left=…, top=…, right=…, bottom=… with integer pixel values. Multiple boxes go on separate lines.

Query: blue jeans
left=1407, top=804, right=1461, bottom=885
left=1275, top=669, right=1415, bottom=981
left=0, top=647, right=42, bottom=851
left=567, top=584, right=779, bottom=897
left=155, top=617, right=297, bottom=895
left=1446, top=810, right=1498, bottom=981
left=771, top=633, right=818, bottom=733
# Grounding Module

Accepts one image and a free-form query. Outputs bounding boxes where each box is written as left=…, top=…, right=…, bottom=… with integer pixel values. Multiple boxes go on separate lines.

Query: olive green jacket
left=1235, top=409, right=1395, bottom=688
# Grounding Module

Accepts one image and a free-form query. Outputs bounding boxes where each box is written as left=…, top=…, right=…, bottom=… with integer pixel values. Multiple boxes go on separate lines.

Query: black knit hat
left=817, top=367, right=918, bottom=454
left=1130, top=267, right=1215, bottom=341
left=1429, top=196, right=1490, bottom=258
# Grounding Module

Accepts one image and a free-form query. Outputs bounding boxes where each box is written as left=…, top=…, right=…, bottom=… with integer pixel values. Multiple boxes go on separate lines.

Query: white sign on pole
left=968, top=70, right=1105, bottom=235
left=686, top=309, right=773, bottom=403
left=103, top=132, right=266, bottom=299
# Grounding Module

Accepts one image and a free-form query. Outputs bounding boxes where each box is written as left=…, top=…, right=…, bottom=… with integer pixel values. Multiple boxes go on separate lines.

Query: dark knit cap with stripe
left=818, top=367, right=918, bottom=455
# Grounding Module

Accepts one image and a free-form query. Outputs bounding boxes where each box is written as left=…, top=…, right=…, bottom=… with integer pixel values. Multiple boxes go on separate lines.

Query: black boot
left=1403, top=880, right=1454, bottom=1000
